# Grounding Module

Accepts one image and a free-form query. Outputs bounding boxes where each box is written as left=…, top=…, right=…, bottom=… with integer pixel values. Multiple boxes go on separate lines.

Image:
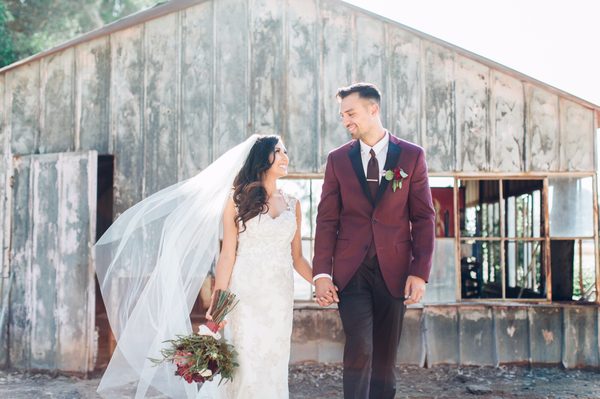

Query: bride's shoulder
left=280, top=190, right=298, bottom=209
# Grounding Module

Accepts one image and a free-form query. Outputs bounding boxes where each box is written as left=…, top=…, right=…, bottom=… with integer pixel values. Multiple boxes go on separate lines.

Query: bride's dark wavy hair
left=233, top=135, right=281, bottom=232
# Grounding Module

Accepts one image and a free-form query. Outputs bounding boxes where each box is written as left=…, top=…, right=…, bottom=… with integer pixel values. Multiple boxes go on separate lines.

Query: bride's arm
left=291, top=200, right=314, bottom=284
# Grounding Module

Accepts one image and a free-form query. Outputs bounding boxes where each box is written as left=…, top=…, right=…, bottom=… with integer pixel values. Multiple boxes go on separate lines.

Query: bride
left=94, top=134, right=326, bottom=399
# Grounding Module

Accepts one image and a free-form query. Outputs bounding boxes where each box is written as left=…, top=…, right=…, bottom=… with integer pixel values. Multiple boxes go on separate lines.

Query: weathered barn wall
left=291, top=304, right=600, bottom=368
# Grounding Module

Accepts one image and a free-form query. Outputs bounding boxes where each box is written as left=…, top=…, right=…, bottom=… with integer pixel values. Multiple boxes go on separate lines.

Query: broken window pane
left=460, top=240, right=502, bottom=298
left=459, top=180, right=500, bottom=237
left=548, top=177, right=594, bottom=237
left=424, top=238, right=456, bottom=303
left=551, top=239, right=596, bottom=302
left=505, top=240, right=545, bottom=298
left=430, top=177, right=456, bottom=237
left=503, top=180, right=543, bottom=238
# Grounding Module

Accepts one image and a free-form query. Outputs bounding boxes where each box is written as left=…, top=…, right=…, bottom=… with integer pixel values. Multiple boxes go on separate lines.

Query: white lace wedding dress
left=198, top=192, right=297, bottom=399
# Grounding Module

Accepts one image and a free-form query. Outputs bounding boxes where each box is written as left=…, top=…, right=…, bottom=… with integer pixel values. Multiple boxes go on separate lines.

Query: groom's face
left=339, top=93, right=379, bottom=140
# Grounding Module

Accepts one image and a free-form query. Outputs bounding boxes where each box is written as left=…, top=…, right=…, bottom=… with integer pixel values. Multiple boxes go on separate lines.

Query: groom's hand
left=404, top=275, right=426, bottom=305
left=314, top=277, right=339, bottom=306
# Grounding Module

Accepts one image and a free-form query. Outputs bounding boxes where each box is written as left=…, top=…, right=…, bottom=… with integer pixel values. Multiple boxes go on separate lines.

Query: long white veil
left=95, top=135, right=259, bottom=398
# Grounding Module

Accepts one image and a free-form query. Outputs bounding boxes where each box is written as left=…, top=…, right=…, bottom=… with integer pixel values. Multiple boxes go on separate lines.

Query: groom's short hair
left=336, top=82, right=381, bottom=104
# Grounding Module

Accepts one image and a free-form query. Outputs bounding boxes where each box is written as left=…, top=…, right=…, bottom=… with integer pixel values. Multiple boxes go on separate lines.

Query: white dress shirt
left=313, top=132, right=390, bottom=283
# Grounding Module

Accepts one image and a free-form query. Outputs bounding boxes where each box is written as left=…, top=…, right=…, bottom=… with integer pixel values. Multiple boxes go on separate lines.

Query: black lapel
left=374, top=140, right=402, bottom=207
left=348, top=141, right=374, bottom=204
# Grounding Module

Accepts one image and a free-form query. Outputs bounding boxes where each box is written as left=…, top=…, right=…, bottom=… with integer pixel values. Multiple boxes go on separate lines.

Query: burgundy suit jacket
left=312, top=134, right=436, bottom=298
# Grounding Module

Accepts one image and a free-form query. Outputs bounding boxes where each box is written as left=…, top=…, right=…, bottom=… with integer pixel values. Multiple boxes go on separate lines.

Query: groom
left=313, top=83, right=435, bottom=399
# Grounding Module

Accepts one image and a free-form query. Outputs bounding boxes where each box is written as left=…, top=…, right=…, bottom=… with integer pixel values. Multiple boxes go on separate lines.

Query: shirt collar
left=359, top=131, right=389, bottom=156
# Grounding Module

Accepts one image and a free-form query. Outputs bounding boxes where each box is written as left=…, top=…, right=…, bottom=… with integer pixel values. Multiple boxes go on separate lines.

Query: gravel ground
left=0, top=363, right=599, bottom=398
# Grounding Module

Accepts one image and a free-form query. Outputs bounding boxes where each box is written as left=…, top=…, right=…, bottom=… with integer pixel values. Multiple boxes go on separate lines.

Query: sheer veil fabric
left=95, top=135, right=260, bottom=398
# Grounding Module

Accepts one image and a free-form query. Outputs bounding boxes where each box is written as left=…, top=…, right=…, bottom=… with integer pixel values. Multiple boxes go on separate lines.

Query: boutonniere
left=384, top=167, right=408, bottom=192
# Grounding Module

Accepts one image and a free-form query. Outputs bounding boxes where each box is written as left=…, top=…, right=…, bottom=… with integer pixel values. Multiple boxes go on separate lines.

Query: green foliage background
left=0, top=0, right=160, bottom=68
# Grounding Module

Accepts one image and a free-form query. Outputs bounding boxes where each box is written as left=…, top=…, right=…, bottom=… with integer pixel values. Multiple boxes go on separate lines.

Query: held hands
left=314, top=277, right=339, bottom=307
left=404, top=275, right=426, bottom=305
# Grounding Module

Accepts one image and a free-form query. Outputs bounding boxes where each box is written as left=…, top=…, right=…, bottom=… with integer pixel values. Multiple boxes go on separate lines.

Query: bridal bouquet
left=151, top=289, right=239, bottom=384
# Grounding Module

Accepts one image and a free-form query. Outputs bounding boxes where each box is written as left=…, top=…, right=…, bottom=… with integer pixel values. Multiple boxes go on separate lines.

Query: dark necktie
left=367, top=149, right=379, bottom=201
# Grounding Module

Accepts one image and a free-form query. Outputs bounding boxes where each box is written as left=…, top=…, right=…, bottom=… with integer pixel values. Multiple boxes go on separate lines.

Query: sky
left=344, top=0, right=600, bottom=107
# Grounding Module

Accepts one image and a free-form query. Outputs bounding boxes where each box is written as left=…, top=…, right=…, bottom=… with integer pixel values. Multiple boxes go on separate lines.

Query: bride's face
left=266, top=141, right=289, bottom=179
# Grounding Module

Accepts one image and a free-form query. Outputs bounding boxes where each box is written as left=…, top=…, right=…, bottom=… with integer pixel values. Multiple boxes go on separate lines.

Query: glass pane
left=459, top=180, right=500, bottom=237
left=460, top=240, right=502, bottom=298
left=505, top=240, right=545, bottom=299
left=279, top=179, right=311, bottom=237
left=431, top=177, right=455, bottom=238
left=548, top=177, right=594, bottom=237
left=424, top=238, right=456, bottom=303
left=293, top=239, right=313, bottom=300
left=503, top=180, right=543, bottom=238
left=310, top=179, right=323, bottom=238
left=573, top=239, right=597, bottom=302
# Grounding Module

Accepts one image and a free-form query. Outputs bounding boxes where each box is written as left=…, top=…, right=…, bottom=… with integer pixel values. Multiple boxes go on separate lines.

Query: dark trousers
left=338, top=257, right=406, bottom=399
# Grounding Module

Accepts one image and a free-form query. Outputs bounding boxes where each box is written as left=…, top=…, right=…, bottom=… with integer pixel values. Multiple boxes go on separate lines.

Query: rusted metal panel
left=563, top=306, right=599, bottom=368
left=397, top=307, right=424, bottom=366
left=40, top=49, right=75, bottom=153
left=180, top=2, right=213, bottom=178
left=494, top=306, right=529, bottom=364
left=286, top=0, right=318, bottom=172
left=290, top=308, right=320, bottom=362
left=76, top=36, right=110, bottom=153
left=110, top=26, right=144, bottom=215
left=387, top=25, right=420, bottom=146
left=143, top=14, right=179, bottom=195
left=8, top=156, right=32, bottom=368
left=424, top=306, right=459, bottom=365
left=55, top=152, right=97, bottom=372
left=559, top=99, right=595, bottom=172
left=455, top=56, right=489, bottom=172
left=526, top=85, right=559, bottom=172
left=7, top=63, right=40, bottom=155
left=9, top=152, right=96, bottom=372
left=422, top=42, right=454, bottom=172
left=459, top=306, right=495, bottom=365
left=528, top=306, right=562, bottom=364
left=355, top=15, right=386, bottom=125
left=249, top=0, right=284, bottom=136
left=315, top=308, right=344, bottom=363
left=490, top=71, right=525, bottom=172
left=213, top=0, right=249, bottom=157
left=318, top=0, right=353, bottom=169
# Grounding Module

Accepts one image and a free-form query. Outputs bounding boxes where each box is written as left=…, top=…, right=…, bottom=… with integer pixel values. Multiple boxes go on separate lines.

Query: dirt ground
left=0, top=363, right=599, bottom=398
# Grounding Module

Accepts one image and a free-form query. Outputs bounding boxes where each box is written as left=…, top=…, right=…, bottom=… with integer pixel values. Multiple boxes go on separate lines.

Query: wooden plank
left=180, top=2, right=213, bottom=178
left=249, top=0, right=285, bottom=136
left=455, top=56, right=489, bottom=172
left=490, top=70, right=525, bottom=172
left=286, top=0, right=318, bottom=172
left=422, top=42, right=454, bottom=172
left=8, top=156, right=32, bottom=369
left=318, top=0, right=353, bottom=168
left=110, top=26, right=144, bottom=215
left=424, top=306, right=459, bottom=365
left=40, top=49, right=75, bottom=153
left=143, top=14, right=179, bottom=195
left=494, top=306, right=529, bottom=364
left=0, top=76, right=6, bottom=365
left=458, top=305, right=495, bottom=365
left=563, top=306, right=599, bottom=368
left=387, top=25, right=420, bottom=145
left=8, top=63, right=40, bottom=155
left=76, top=36, right=110, bottom=153
left=55, top=152, right=97, bottom=372
left=354, top=14, right=386, bottom=124
left=559, top=98, right=595, bottom=172
left=213, top=0, right=249, bottom=157
left=29, top=156, right=59, bottom=369
left=528, top=306, right=562, bottom=364
left=526, top=85, right=559, bottom=172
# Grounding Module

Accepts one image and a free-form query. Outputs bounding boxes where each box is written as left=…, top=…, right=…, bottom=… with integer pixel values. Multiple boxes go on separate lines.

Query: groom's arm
left=313, top=152, right=341, bottom=279
left=407, top=148, right=436, bottom=283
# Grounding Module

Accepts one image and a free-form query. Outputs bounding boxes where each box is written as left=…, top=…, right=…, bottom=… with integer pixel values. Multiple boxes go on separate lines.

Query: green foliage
left=0, top=0, right=158, bottom=68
